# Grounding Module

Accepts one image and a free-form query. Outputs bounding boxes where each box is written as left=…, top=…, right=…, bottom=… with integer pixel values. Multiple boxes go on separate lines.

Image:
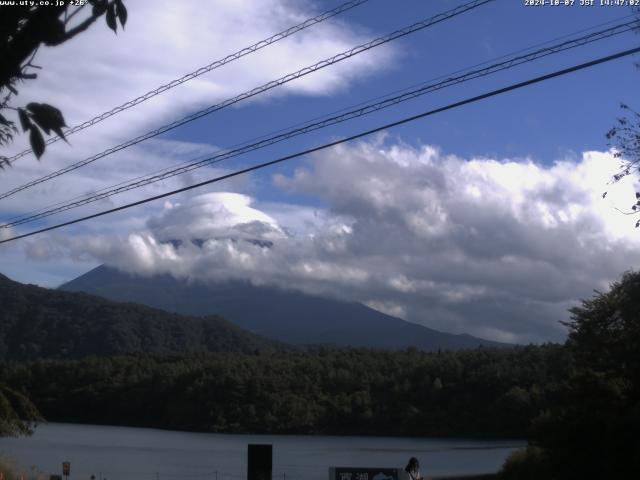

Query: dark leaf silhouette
left=1, top=0, right=128, bottom=162
left=42, top=19, right=66, bottom=46
left=115, top=0, right=128, bottom=28
left=106, top=3, right=118, bottom=33
left=27, top=103, right=67, bottom=140
left=29, top=127, right=45, bottom=159
left=17, top=109, right=31, bottom=132
left=27, top=104, right=51, bottom=134
left=91, top=0, right=108, bottom=16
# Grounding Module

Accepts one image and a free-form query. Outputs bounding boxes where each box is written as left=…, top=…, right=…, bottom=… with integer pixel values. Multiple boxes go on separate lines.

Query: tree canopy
left=605, top=14, right=640, bottom=226
left=0, top=0, right=128, bottom=437
left=501, top=270, right=640, bottom=479
left=0, top=384, right=41, bottom=437
left=0, top=0, right=127, bottom=167
left=0, top=345, right=569, bottom=438
left=0, top=272, right=280, bottom=360
left=606, top=104, right=640, bottom=227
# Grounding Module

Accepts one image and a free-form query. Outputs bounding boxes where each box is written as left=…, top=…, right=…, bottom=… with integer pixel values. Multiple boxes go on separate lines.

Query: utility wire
left=2, top=18, right=634, bottom=227
left=0, top=0, right=495, bottom=201
left=210, top=12, right=638, bottom=151
left=2, top=19, right=637, bottom=229
left=2, top=45, right=638, bottom=245
left=6, top=16, right=628, bottom=228
left=4, top=0, right=371, bottom=164
left=11, top=9, right=632, bottom=228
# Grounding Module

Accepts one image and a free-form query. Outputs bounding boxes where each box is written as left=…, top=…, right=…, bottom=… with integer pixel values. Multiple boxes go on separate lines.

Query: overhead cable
left=3, top=18, right=637, bottom=229
left=4, top=0, right=371, bottom=164
left=0, top=0, right=495, bottom=201
left=2, top=45, right=638, bottom=244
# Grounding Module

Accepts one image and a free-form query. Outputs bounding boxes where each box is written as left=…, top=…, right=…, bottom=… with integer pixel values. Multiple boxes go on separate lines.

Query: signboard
left=331, top=468, right=400, bottom=480
left=247, top=444, right=272, bottom=480
left=62, top=463, right=71, bottom=477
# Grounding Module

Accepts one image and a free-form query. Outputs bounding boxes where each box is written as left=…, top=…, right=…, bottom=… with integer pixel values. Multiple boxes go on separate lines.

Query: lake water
left=0, top=423, right=525, bottom=480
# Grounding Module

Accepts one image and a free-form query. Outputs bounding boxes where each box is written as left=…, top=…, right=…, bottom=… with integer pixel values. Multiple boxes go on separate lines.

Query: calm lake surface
left=0, top=423, right=525, bottom=480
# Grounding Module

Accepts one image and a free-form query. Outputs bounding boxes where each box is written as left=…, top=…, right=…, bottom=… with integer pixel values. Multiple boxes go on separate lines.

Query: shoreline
left=29, top=420, right=527, bottom=444
left=1, top=423, right=515, bottom=480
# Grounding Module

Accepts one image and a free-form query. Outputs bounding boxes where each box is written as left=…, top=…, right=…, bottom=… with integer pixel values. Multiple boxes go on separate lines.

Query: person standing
left=404, top=457, right=422, bottom=480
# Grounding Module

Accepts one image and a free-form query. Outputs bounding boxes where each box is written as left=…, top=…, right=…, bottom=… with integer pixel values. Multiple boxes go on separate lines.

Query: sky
left=1, top=0, right=639, bottom=344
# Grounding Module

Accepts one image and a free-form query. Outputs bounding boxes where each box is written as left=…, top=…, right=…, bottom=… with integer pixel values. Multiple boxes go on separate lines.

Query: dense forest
left=0, top=345, right=568, bottom=438
left=0, top=271, right=638, bottom=478
left=0, top=273, right=280, bottom=359
left=499, top=271, right=640, bottom=479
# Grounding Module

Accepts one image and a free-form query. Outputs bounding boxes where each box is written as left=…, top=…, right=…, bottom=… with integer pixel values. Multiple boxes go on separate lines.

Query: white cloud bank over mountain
left=24, top=138, right=640, bottom=344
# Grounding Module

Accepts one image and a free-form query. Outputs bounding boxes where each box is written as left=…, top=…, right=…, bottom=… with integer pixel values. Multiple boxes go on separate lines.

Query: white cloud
left=0, top=0, right=390, bottom=291
left=2, top=2, right=637, bottom=344
left=0, top=0, right=392, bottom=222
left=4, top=0, right=391, bottom=156
left=147, top=192, right=284, bottom=242
left=22, top=138, right=640, bottom=344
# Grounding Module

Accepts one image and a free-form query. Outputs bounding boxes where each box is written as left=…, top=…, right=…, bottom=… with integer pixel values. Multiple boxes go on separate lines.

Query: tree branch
left=64, top=5, right=87, bottom=26
left=49, top=1, right=116, bottom=46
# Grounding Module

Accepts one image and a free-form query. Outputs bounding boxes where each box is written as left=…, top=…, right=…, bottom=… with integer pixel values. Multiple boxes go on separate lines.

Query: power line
left=2, top=18, right=637, bottom=229
left=2, top=45, right=638, bottom=245
left=0, top=0, right=495, bottom=201
left=8, top=15, right=629, bottom=230
left=1, top=19, right=635, bottom=227
left=4, top=0, right=371, bottom=164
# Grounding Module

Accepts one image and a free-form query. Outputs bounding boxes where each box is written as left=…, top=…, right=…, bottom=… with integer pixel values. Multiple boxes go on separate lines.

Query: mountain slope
left=0, top=273, right=278, bottom=360
left=60, top=265, right=508, bottom=350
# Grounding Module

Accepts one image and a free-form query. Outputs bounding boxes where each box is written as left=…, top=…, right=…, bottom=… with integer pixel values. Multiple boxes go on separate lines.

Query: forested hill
left=0, top=345, right=571, bottom=438
left=0, top=273, right=279, bottom=360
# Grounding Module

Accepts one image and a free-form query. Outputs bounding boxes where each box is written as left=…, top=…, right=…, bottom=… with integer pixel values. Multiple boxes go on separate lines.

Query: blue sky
left=154, top=0, right=640, bottom=210
left=1, top=0, right=639, bottom=342
left=165, top=0, right=638, bottom=165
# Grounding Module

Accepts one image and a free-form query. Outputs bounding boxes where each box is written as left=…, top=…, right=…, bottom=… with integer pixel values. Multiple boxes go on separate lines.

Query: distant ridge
left=0, top=271, right=279, bottom=360
left=60, top=265, right=509, bottom=351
